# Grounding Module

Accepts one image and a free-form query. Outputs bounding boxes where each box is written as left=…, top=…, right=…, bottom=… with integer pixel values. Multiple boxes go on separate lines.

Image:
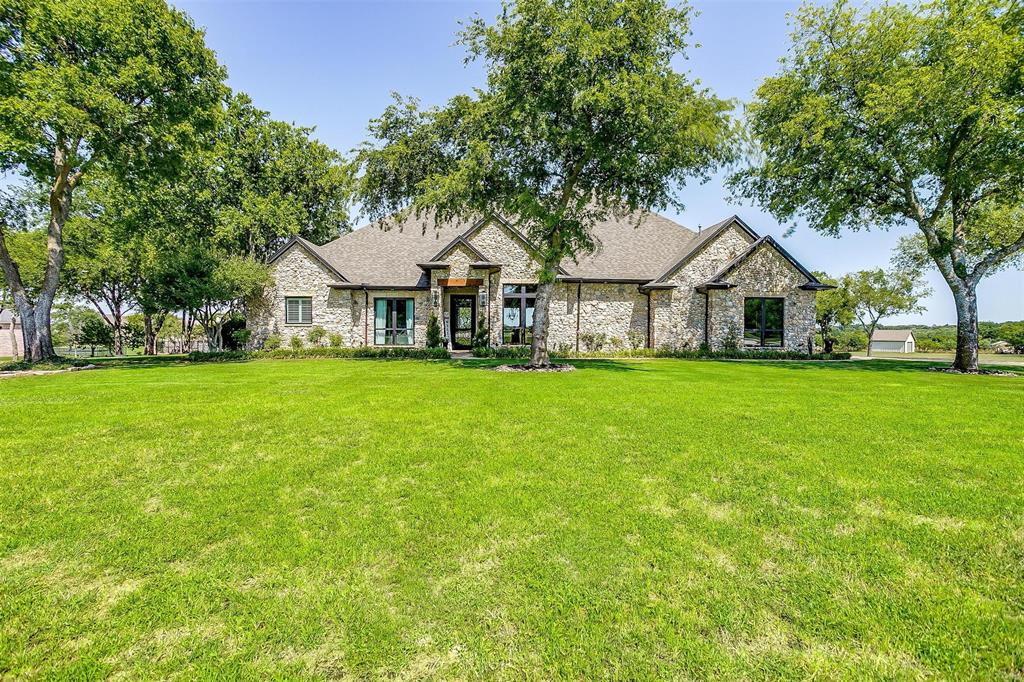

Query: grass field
left=1, top=358, right=1022, bottom=679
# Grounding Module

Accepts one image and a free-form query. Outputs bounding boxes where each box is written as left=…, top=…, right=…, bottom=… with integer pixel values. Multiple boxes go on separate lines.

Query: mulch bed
left=493, top=363, right=576, bottom=373
left=927, top=367, right=1018, bottom=377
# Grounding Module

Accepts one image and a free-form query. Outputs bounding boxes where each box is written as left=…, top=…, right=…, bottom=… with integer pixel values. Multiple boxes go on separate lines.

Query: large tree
left=0, top=0, right=225, bottom=361
left=841, top=267, right=930, bottom=356
left=355, top=0, right=735, bottom=366
left=731, top=0, right=1024, bottom=372
left=212, top=93, right=351, bottom=260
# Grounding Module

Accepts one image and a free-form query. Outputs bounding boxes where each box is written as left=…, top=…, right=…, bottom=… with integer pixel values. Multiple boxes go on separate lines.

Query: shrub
left=580, top=332, right=606, bottom=352
left=472, top=325, right=490, bottom=349
left=263, top=334, right=282, bottom=350
left=469, top=344, right=851, bottom=361
left=231, top=328, right=252, bottom=349
left=307, top=326, right=327, bottom=346
left=626, top=330, right=645, bottom=350
left=187, top=347, right=451, bottom=363
left=328, top=333, right=344, bottom=348
left=426, top=313, right=443, bottom=349
left=721, top=329, right=740, bottom=352
left=289, top=335, right=304, bottom=350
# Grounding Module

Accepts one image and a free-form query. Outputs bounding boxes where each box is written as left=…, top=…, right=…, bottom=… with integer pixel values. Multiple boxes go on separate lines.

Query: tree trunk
left=823, top=336, right=834, bottom=354
left=529, top=280, right=554, bottom=367
left=8, top=314, right=19, bottom=360
left=143, top=312, right=167, bottom=355
left=951, top=280, right=980, bottom=372
left=111, top=311, right=125, bottom=356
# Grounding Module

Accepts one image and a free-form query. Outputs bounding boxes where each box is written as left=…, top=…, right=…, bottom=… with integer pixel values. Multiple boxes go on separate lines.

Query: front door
left=450, top=295, right=476, bottom=349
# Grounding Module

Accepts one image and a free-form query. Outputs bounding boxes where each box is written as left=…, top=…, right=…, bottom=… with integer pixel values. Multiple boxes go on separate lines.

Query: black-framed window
left=502, top=284, right=536, bottom=345
left=285, top=297, right=312, bottom=325
left=374, top=298, right=414, bottom=345
left=744, top=297, right=784, bottom=347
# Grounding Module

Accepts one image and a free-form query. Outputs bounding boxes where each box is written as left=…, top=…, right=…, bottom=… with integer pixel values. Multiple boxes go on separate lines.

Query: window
left=743, top=297, right=784, bottom=347
left=502, top=284, right=536, bottom=345
left=375, top=298, right=414, bottom=345
left=285, top=297, right=312, bottom=325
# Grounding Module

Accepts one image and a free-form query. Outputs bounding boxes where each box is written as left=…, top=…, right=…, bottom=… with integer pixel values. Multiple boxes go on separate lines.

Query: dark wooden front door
left=450, top=295, right=476, bottom=349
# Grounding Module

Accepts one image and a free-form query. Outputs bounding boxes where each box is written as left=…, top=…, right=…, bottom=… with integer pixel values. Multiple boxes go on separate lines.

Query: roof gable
left=696, top=235, right=825, bottom=292
left=268, top=237, right=349, bottom=282
left=650, top=215, right=759, bottom=284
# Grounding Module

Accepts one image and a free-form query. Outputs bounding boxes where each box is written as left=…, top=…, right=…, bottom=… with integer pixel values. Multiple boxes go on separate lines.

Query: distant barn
left=870, top=329, right=916, bottom=353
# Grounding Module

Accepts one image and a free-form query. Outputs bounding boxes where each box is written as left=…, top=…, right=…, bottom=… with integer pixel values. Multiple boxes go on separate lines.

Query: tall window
left=375, top=298, right=414, bottom=345
left=743, top=297, right=784, bottom=347
left=285, top=297, right=312, bottom=325
left=502, top=284, right=536, bottom=345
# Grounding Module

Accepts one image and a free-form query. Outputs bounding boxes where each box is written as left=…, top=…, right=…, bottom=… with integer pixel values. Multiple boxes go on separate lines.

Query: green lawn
left=1, top=359, right=1022, bottom=679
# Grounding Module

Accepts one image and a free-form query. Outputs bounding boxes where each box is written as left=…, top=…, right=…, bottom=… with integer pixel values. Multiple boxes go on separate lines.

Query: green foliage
left=263, top=334, right=282, bottom=350
left=199, top=93, right=352, bottom=260
left=731, top=0, right=1024, bottom=369
left=813, top=271, right=854, bottom=352
left=472, top=325, right=490, bottom=349
left=996, top=321, right=1024, bottom=352
left=471, top=344, right=850, bottom=361
left=307, top=326, right=327, bottom=346
left=425, top=313, right=443, bottom=349
left=840, top=268, right=930, bottom=348
left=328, top=333, right=344, bottom=348
left=79, top=313, right=113, bottom=351
left=186, top=346, right=451, bottom=362
left=354, top=0, right=735, bottom=363
left=579, top=332, right=606, bottom=352
left=289, top=335, right=304, bottom=350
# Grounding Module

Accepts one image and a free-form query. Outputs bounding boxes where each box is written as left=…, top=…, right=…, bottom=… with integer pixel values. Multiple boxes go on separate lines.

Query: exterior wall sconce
left=431, top=289, right=439, bottom=308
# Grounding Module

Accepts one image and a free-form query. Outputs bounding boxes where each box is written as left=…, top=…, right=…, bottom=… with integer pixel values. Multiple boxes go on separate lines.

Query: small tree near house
left=841, top=268, right=929, bottom=356
left=813, top=271, right=854, bottom=354
left=354, top=0, right=735, bottom=367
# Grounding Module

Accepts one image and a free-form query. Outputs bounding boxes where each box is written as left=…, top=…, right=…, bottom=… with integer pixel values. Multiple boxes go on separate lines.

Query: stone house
left=253, top=212, right=831, bottom=352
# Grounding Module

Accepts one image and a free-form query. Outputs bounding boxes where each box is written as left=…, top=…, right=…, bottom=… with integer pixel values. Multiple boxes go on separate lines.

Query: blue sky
left=177, top=0, right=1023, bottom=324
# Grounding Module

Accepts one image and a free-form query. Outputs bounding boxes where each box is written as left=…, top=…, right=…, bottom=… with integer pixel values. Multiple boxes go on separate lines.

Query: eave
left=327, top=283, right=429, bottom=291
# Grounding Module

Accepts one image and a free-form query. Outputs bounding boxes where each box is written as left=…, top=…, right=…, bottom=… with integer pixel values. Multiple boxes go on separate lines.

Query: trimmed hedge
left=471, top=346, right=851, bottom=361
left=187, top=347, right=451, bottom=363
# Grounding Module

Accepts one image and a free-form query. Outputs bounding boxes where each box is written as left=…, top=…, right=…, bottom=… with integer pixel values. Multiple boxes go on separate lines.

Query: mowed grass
left=1, top=359, right=1022, bottom=680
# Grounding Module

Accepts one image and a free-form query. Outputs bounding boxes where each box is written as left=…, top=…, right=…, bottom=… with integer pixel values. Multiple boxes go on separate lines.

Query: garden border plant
left=470, top=346, right=852, bottom=361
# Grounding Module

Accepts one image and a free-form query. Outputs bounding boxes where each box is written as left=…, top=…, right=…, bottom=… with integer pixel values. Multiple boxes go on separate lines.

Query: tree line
left=0, top=0, right=349, bottom=362
left=2, top=0, right=1022, bottom=372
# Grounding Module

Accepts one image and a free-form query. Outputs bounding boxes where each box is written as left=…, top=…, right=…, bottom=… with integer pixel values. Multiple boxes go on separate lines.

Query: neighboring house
left=990, top=340, right=1014, bottom=354
left=870, top=329, right=917, bottom=353
left=254, top=212, right=832, bottom=352
left=0, top=310, right=21, bottom=359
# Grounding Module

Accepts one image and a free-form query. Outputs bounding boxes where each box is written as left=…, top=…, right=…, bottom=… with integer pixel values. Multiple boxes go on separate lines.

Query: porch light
left=431, top=289, right=439, bottom=307
left=479, top=289, right=488, bottom=308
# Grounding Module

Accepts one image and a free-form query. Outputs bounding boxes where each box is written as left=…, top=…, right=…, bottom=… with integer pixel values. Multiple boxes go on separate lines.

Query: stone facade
left=254, top=217, right=821, bottom=353
left=653, top=223, right=753, bottom=350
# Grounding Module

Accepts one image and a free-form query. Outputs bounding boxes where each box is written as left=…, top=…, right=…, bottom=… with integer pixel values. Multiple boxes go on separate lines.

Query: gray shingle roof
left=871, top=329, right=916, bottom=342
left=289, top=211, right=812, bottom=289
